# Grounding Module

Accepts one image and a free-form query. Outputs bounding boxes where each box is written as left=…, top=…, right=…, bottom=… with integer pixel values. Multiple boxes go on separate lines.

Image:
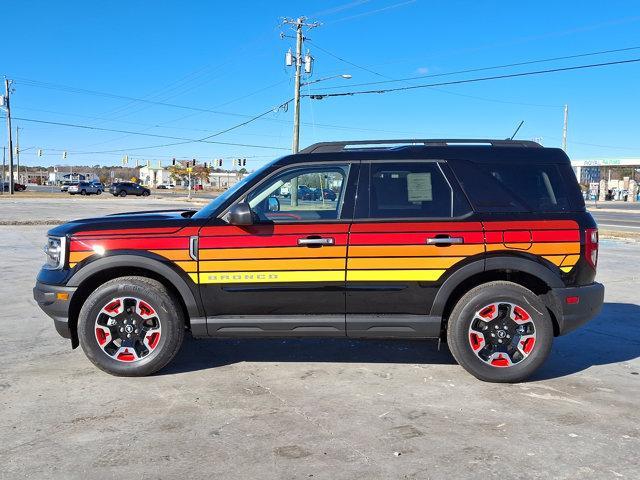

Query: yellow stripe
left=69, top=262, right=77, bottom=268
left=348, top=244, right=484, bottom=257
left=561, top=254, right=580, bottom=266
left=346, top=269, right=445, bottom=282
left=193, top=270, right=345, bottom=284
left=198, top=258, right=345, bottom=272
left=348, top=257, right=464, bottom=269
left=200, top=246, right=347, bottom=260
left=560, top=266, right=573, bottom=273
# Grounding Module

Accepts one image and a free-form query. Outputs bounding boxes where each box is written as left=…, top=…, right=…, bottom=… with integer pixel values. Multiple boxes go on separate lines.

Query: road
left=591, top=210, right=640, bottom=232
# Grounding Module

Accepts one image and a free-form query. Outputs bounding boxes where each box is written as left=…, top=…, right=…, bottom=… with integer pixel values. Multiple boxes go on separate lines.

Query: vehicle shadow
left=160, top=302, right=640, bottom=380
left=533, top=302, right=640, bottom=381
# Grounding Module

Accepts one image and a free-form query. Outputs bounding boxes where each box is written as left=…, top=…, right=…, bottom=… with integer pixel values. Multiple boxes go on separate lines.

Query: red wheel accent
left=96, top=328, right=110, bottom=346
left=479, top=304, right=496, bottom=319
left=138, top=301, right=155, bottom=317
left=104, top=300, right=121, bottom=314
left=490, top=355, right=511, bottom=367
left=521, top=337, right=535, bottom=354
left=513, top=306, right=530, bottom=322
left=116, top=349, right=136, bottom=362
left=469, top=332, right=484, bottom=351
left=146, top=332, right=160, bottom=349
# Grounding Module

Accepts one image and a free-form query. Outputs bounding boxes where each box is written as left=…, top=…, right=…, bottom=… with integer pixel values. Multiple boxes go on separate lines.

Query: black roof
left=280, top=139, right=570, bottom=165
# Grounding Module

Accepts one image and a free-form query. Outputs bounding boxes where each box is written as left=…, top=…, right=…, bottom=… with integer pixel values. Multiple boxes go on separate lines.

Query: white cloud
left=416, top=67, right=429, bottom=74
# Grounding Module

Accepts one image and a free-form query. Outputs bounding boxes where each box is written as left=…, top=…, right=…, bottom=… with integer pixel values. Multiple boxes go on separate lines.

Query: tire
left=142, top=190, right=150, bottom=197
left=96, top=190, right=102, bottom=195
left=119, top=190, right=127, bottom=197
left=446, top=281, right=553, bottom=383
left=77, top=276, right=185, bottom=376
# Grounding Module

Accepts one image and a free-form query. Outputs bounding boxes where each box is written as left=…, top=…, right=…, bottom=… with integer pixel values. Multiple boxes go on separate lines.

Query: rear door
left=197, top=162, right=359, bottom=336
left=346, top=160, right=484, bottom=338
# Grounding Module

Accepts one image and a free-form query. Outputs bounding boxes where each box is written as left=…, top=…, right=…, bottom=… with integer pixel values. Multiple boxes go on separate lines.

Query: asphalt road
left=0, top=200, right=638, bottom=479
left=591, top=210, right=640, bottom=232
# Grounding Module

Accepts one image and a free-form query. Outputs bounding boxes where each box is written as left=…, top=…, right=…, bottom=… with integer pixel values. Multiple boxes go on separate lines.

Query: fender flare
left=429, top=256, right=563, bottom=318
left=67, top=254, right=203, bottom=318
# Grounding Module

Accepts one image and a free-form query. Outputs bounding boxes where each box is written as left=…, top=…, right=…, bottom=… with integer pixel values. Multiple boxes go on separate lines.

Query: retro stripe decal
left=191, top=270, right=345, bottom=284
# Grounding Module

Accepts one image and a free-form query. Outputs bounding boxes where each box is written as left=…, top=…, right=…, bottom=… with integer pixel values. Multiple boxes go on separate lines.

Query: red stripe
left=199, top=233, right=349, bottom=249
left=483, top=220, right=578, bottom=230
left=200, top=224, right=349, bottom=236
left=350, top=222, right=483, bottom=233
left=70, top=237, right=189, bottom=251
left=531, top=229, right=580, bottom=242
left=348, top=232, right=484, bottom=245
left=73, top=227, right=185, bottom=237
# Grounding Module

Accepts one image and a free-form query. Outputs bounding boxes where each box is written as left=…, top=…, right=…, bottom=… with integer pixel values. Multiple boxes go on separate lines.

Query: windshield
left=192, top=161, right=274, bottom=219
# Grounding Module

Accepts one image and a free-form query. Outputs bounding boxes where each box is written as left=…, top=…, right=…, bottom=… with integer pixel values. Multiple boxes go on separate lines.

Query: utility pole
left=282, top=16, right=319, bottom=206
left=562, top=104, right=569, bottom=152
left=16, top=126, right=20, bottom=184
left=1, top=147, right=5, bottom=195
left=4, top=78, right=15, bottom=195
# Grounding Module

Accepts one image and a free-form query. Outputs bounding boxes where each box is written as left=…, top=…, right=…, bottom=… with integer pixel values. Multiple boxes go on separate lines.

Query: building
left=209, top=171, right=245, bottom=190
left=139, top=165, right=172, bottom=187
left=48, top=171, right=97, bottom=185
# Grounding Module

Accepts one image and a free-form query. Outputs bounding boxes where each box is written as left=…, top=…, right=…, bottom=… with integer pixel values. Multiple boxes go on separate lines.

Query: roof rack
left=299, top=138, right=542, bottom=154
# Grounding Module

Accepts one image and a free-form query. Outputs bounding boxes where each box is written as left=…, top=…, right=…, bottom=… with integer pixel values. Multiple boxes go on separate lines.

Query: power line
left=4, top=114, right=290, bottom=152
left=313, top=45, right=640, bottom=91
left=307, top=57, right=640, bottom=99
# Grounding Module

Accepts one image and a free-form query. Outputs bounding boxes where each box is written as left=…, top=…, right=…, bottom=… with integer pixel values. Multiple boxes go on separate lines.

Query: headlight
left=44, top=236, right=66, bottom=269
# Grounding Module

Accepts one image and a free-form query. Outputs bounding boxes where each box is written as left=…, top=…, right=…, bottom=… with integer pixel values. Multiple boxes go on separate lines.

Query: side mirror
left=227, top=203, right=254, bottom=225
left=267, top=196, right=280, bottom=212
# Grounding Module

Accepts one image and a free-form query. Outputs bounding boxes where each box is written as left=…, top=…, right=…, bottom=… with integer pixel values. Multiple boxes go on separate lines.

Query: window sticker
left=407, top=172, right=432, bottom=202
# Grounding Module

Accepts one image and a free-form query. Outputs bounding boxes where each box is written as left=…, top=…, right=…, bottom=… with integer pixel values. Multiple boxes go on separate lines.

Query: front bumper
left=549, top=282, right=604, bottom=336
left=33, top=281, right=77, bottom=339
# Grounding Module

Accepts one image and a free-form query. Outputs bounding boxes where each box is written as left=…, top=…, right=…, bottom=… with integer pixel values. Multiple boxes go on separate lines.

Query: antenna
left=509, top=120, right=524, bottom=140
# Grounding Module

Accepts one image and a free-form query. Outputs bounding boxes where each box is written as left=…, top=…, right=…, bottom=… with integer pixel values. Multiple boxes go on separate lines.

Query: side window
left=368, top=162, right=457, bottom=219
left=247, top=165, right=350, bottom=223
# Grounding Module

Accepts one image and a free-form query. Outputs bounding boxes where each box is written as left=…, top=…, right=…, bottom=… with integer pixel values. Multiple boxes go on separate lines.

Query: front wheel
left=77, top=276, right=185, bottom=376
left=141, top=190, right=150, bottom=197
left=96, top=190, right=102, bottom=195
left=119, top=190, right=127, bottom=197
left=447, top=281, right=553, bottom=383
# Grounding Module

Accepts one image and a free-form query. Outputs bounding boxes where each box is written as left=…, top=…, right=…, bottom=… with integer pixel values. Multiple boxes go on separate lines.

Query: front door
left=197, top=162, right=358, bottom=336
left=346, top=160, right=483, bottom=338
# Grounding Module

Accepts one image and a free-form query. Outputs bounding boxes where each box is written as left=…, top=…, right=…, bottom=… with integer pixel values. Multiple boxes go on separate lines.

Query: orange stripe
left=542, top=255, right=566, bottom=266
left=174, top=261, right=198, bottom=273
left=486, top=242, right=580, bottom=255
left=150, top=249, right=192, bottom=261
left=69, top=251, right=94, bottom=263
left=198, top=258, right=346, bottom=272
left=348, top=244, right=484, bottom=257
left=199, top=246, right=347, bottom=260
left=348, top=257, right=465, bottom=269
left=561, top=254, right=580, bottom=266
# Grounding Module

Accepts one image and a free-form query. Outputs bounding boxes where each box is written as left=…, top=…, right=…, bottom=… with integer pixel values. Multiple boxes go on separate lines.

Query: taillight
left=585, top=228, right=598, bottom=269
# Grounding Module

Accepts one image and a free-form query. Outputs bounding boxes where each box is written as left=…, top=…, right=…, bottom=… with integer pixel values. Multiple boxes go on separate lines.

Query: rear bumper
left=549, top=282, right=604, bottom=336
left=33, top=281, right=76, bottom=339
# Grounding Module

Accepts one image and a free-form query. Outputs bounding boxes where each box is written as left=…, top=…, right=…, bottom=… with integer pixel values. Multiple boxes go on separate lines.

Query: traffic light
left=37, top=149, right=43, bottom=157
left=62, top=151, right=67, bottom=160
left=172, top=158, right=176, bottom=166
left=203, top=162, right=208, bottom=168
left=192, top=159, right=196, bottom=167
left=214, top=158, right=223, bottom=168
left=241, top=158, right=247, bottom=167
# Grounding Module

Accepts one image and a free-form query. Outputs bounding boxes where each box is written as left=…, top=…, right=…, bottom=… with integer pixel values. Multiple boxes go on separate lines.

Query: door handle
left=298, top=237, right=335, bottom=246
left=426, top=236, right=464, bottom=245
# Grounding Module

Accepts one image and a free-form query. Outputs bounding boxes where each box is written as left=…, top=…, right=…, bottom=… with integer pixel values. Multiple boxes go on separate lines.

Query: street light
left=301, top=74, right=352, bottom=87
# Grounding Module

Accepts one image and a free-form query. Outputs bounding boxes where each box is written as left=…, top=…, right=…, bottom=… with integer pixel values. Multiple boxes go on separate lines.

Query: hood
left=47, top=209, right=198, bottom=237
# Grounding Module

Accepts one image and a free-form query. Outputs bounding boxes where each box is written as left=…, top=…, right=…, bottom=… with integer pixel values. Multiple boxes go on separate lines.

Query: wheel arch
left=431, top=256, right=564, bottom=336
left=66, top=254, right=203, bottom=348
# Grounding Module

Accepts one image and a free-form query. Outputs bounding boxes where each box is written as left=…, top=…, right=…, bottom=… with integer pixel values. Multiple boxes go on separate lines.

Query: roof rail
left=299, top=138, right=542, bottom=154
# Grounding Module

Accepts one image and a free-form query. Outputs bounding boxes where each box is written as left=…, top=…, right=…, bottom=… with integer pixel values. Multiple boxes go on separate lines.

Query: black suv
left=110, top=182, right=150, bottom=197
left=33, top=139, right=604, bottom=382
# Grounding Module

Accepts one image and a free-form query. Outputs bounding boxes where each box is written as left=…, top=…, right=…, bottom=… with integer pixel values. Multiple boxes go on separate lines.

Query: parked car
left=68, top=181, right=103, bottom=195
left=1, top=182, right=27, bottom=192
left=157, top=184, right=175, bottom=190
left=109, top=182, right=150, bottom=197
left=322, top=188, right=337, bottom=201
left=60, top=182, right=75, bottom=192
left=298, top=185, right=320, bottom=201
left=34, top=138, right=604, bottom=382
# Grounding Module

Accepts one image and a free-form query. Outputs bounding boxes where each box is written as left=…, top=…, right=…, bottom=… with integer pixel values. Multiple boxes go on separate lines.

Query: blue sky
left=4, top=0, right=640, bottom=169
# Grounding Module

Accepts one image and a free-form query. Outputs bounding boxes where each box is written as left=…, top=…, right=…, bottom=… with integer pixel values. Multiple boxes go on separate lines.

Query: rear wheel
left=142, top=190, right=150, bottom=197
left=96, top=190, right=102, bottom=195
left=77, top=277, right=185, bottom=376
left=80, top=190, right=86, bottom=195
left=446, top=281, right=553, bottom=383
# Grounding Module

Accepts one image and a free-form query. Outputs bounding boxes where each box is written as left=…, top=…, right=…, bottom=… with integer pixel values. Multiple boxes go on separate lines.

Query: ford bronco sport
left=33, top=139, right=604, bottom=382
